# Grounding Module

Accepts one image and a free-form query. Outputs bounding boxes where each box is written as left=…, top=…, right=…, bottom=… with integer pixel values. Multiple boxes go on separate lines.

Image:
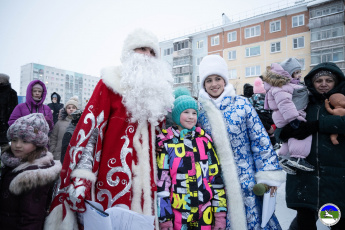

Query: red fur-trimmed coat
left=45, top=66, right=160, bottom=230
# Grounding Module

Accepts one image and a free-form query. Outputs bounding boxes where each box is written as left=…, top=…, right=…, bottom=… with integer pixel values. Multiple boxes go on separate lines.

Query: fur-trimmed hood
left=262, top=66, right=291, bottom=88
left=9, top=151, right=62, bottom=195
left=101, top=66, right=123, bottom=95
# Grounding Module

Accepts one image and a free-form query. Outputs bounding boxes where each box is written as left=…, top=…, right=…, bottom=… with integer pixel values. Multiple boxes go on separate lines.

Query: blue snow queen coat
left=198, top=83, right=285, bottom=230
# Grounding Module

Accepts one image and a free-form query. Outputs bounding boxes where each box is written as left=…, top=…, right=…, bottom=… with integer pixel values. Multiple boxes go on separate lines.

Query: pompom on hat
left=280, top=58, right=302, bottom=77
left=172, top=87, right=198, bottom=128
left=65, top=96, right=79, bottom=109
left=199, top=55, right=229, bottom=89
left=253, top=77, right=266, bottom=94
left=7, top=113, right=49, bottom=147
left=121, top=28, right=160, bottom=62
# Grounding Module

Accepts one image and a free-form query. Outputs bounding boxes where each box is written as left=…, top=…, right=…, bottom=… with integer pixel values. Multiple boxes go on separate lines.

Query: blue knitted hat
left=172, top=87, right=198, bottom=128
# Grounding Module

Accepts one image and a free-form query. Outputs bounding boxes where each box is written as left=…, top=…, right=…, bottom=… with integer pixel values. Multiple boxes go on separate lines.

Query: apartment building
left=20, top=63, right=100, bottom=108
left=159, top=0, right=345, bottom=95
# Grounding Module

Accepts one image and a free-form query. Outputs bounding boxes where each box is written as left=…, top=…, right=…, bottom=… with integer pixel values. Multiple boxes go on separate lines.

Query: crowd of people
left=0, top=28, right=344, bottom=230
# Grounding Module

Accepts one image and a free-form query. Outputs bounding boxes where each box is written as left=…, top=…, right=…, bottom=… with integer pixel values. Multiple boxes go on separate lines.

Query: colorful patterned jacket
left=156, top=126, right=227, bottom=229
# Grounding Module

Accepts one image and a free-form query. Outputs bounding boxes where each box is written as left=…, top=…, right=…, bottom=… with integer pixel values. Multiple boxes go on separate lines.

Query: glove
left=66, top=177, right=92, bottom=213
left=159, top=220, right=173, bottom=230
left=289, top=119, right=301, bottom=129
left=280, top=120, right=319, bottom=142
left=212, top=212, right=227, bottom=230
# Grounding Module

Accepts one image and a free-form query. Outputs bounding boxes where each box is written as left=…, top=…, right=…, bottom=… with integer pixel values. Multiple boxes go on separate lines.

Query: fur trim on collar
left=199, top=98, right=247, bottom=230
left=199, top=83, right=236, bottom=108
left=101, top=66, right=123, bottom=95
left=10, top=152, right=62, bottom=195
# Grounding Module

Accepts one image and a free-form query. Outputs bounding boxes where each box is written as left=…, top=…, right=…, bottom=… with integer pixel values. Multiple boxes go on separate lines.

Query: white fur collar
left=10, top=151, right=62, bottom=195
left=199, top=83, right=236, bottom=108
left=199, top=98, right=247, bottom=230
left=101, top=66, right=123, bottom=95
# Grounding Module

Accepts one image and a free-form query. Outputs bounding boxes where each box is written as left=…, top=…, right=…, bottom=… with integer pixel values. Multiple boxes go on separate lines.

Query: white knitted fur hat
left=121, top=28, right=160, bottom=62
left=199, top=55, right=229, bottom=89
left=65, top=96, right=79, bottom=109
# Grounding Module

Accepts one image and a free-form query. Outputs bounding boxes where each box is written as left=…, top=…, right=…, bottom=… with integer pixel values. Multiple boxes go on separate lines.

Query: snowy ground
left=276, top=177, right=329, bottom=230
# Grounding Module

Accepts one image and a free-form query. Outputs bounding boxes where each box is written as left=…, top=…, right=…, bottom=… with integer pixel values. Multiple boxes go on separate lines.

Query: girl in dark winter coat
left=0, top=113, right=62, bottom=230
left=8, top=80, right=53, bottom=131
left=280, top=62, right=345, bottom=229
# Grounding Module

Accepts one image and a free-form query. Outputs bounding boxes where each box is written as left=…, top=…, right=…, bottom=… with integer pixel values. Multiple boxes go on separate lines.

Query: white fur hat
left=65, top=96, right=79, bottom=109
left=199, top=55, right=229, bottom=89
left=121, top=28, right=160, bottom=62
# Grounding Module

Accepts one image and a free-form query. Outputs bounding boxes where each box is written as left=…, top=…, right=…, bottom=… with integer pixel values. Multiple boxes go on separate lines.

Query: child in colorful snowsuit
left=156, top=88, right=227, bottom=230
left=0, top=113, right=62, bottom=229
left=263, top=62, right=313, bottom=174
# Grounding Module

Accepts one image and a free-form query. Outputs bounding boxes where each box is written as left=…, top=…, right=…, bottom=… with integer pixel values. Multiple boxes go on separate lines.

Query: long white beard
left=120, top=52, right=174, bottom=126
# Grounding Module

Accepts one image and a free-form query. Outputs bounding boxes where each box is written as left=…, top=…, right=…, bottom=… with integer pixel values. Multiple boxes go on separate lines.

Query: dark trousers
left=289, top=208, right=345, bottom=230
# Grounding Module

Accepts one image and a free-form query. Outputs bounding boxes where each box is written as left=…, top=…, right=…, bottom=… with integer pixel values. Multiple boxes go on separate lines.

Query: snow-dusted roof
left=307, top=0, right=333, bottom=7
left=173, top=37, right=190, bottom=43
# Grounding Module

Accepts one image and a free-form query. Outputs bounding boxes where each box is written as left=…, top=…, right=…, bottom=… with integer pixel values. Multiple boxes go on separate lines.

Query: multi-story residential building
left=159, top=0, right=345, bottom=96
left=20, top=63, right=100, bottom=108
left=308, top=0, right=345, bottom=70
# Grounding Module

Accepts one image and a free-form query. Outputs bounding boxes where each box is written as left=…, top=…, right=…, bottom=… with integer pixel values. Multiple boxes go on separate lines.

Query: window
left=245, top=66, right=261, bottom=77
left=46, top=71, right=49, bottom=73
left=292, top=15, right=304, bottom=28
left=227, top=31, right=237, bottom=42
left=229, top=69, right=237, bottom=79
left=174, top=41, right=189, bottom=51
left=196, top=57, right=203, bottom=66
left=310, top=4, right=343, bottom=18
left=311, top=24, right=344, bottom=41
left=56, top=73, right=59, bottom=75
left=61, top=74, right=64, bottom=76
left=245, top=25, right=260, bottom=38
left=297, top=58, right=305, bottom=70
left=245, top=46, right=260, bottom=57
left=228, top=50, right=236, bottom=60
left=271, top=41, right=281, bottom=53
left=311, top=48, right=344, bottom=64
left=270, top=20, right=281, bottom=33
left=211, top=35, right=219, bottom=46
left=293, top=36, right=304, bottom=49
left=197, top=40, right=204, bottom=49
left=163, top=47, right=173, bottom=56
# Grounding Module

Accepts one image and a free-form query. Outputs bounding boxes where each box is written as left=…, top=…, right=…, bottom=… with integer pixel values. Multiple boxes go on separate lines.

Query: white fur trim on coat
left=43, top=202, right=78, bottom=230
left=70, top=168, right=97, bottom=183
left=10, top=152, right=62, bottom=195
left=199, top=98, right=247, bottom=230
left=101, top=66, right=123, bottom=95
left=255, top=170, right=286, bottom=187
left=131, top=121, right=153, bottom=215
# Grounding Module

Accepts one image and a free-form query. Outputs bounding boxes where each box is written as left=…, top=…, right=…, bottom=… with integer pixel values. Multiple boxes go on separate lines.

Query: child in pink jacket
left=263, top=63, right=314, bottom=174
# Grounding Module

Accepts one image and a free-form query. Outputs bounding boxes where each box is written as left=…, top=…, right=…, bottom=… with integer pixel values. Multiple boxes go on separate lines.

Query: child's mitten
left=160, top=220, right=173, bottom=230
left=212, top=212, right=227, bottom=230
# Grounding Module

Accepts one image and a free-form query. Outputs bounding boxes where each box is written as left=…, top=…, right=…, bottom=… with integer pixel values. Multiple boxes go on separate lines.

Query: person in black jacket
left=0, top=73, right=18, bottom=148
left=280, top=62, right=345, bottom=230
left=47, top=92, right=64, bottom=124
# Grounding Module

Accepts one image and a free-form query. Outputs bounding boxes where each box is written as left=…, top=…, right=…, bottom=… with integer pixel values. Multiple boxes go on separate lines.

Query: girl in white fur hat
left=197, top=55, right=285, bottom=230
left=49, top=96, right=78, bottom=160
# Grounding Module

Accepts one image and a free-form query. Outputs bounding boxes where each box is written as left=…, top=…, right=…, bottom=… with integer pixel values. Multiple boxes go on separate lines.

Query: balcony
left=173, top=48, right=192, bottom=58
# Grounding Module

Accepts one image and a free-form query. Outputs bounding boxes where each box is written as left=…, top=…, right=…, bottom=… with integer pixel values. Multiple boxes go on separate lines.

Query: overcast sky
left=1, top=0, right=283, bottom=93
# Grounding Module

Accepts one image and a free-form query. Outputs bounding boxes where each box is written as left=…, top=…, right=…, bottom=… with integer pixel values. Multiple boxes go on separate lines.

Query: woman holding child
left=197, top=55, right=285, bottom=230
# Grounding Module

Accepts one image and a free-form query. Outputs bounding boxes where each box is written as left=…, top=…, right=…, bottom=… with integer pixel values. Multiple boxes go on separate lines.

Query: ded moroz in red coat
left=44, top=66, right=160, bottom=230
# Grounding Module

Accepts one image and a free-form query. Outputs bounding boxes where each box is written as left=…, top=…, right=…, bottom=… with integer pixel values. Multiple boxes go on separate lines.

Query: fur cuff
left=255, top=170, right=286, bottom=187
left=71, top=169, right=97, bottom=183
left=44, top=202, right=78, bottom=230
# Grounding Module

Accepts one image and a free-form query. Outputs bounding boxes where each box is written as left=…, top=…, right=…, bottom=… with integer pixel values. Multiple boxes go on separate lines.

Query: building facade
left=20, top=63, right=100, bottom=108
left=159, top=0, right=345, bottom=96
